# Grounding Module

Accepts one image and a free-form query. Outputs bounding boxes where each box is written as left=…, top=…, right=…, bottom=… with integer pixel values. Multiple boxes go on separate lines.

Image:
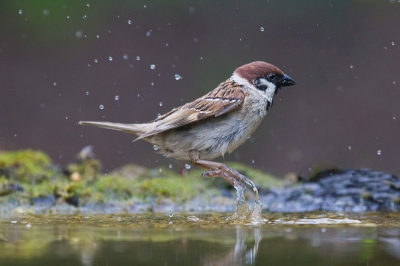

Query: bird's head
left=234, top=61, right=295, bottom=107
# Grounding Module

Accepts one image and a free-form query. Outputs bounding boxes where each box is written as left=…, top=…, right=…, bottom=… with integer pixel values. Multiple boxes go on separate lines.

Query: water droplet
left=260, top=27, right=264, bottom=31
left=76, top=30, right=83, bottom=38
left=146, top=31, right=151, bottom=37
left=86, top=91, right=89, bottom=95
left=82, top=15, right=87, bottom=19
left=18, top=10, right=22, bottom=15
left=53, top=82, right=57, bottom=86
left=87, top=3, right=90, bottom=7
left=144, top=5, right=147, bottom=8
left=159, top=168, right=162, bottom=173
left=251, top=160, right=255, bottom=164
left=136, top=56, right=140, bottom=61
left=65, top=116, right=68, bottom=119
left=377, top=150, right=382, bottom=155
left=108, top=56, right=113, bottom=61
left=159, top=102, right=163, bottom=106
left=168, top=164, right=173, bottom=169
left=168, top=213, right=173, bottom=217
left=157, top=113, right=161, bottom=118
left=43, top=10, right=49, bottom=16
left=94, top=59, right=98, bottom=63
left=193, top=38, right=198, bottom=43
left=189, top=7, right=196, bottom=14
left=153, top=145, right=159, bottom=151
left=127, top=20, right=132, bottom=25
left=123, top=54, right=129, bottom=60
left=392, top=42, right=395, bottom=46
left=350, top=65, right=353, bottom=69
left=96, top=35, right=99, bottom=38
left=175, top=74, right=182, bottom=80
left=67, top=15, right=70, bottom=19
left=99, top=105, right=104, bottom=109
left=393, top=117, right=396, bottom=120
left=308, top=168, right=312, bottom=171
left=151, top=82, right=154, bottom=86
left=114, top=95, right=119, bottom=101
left=348, top=146, right=352, bottom=150
left=185, top=164, right=191, bottom=169
left=150, top=64, right=156, bottom=69
left=14, top=134, right=17, bottom=137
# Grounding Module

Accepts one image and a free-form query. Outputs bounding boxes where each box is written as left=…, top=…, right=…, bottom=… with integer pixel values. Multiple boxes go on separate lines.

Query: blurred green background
left=1, top=1, right=399, bottom=177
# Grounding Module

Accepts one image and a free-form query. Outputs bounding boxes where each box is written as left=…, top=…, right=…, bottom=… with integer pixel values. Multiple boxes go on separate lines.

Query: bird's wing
left=136, top=80, right=246, bottom=140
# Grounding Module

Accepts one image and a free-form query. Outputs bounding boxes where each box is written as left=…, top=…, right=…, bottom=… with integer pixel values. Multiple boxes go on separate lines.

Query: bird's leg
left=201, top=169, right=245, bottom=189
left=189, top=150, right=261, bottom=206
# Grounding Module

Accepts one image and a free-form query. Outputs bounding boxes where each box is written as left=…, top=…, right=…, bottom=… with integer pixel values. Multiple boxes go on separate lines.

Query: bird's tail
left=79, top=121, right=148, bottom=139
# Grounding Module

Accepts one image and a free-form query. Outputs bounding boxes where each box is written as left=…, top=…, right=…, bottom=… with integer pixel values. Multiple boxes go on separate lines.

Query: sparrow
left=79, top=61, right=295, bottom=201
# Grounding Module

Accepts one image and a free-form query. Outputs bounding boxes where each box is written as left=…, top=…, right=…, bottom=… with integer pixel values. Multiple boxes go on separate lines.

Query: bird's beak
left=280, top=74, right=296, bottom=87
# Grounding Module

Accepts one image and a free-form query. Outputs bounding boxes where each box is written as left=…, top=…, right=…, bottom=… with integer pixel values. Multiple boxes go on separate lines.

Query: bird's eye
left=267, top=73, right=276, bottom=81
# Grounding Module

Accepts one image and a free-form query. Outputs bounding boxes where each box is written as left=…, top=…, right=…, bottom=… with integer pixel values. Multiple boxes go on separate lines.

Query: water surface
left=1, top=213, right=400, bottom=265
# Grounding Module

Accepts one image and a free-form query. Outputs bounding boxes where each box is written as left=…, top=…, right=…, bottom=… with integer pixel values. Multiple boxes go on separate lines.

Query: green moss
left=92, top=174, right=136, bottom=201
left=0, top=149, right=54, bottom=183
left=66, top=158, right=101, bottom=182
left=0, top=149, right=284, bottom=211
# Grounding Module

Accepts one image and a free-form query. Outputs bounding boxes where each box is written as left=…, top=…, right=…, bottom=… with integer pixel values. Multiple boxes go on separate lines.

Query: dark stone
left=262, top=169, right=400, bottom=212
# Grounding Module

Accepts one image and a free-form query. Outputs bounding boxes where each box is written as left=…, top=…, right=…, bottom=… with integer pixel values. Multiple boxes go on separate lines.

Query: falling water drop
left=99, top=105, right=104, bottom=109
left=175, top=74, right=182, bottom=80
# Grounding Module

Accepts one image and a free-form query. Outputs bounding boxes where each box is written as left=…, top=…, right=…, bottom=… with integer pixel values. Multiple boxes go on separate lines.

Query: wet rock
left=262, top=169, right=400, bottom=212
left=0, top=183, right=24, bottom=196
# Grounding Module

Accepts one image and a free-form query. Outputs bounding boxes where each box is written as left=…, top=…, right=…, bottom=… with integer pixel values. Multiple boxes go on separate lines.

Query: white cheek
left=259, top=79, right=277, bottom=102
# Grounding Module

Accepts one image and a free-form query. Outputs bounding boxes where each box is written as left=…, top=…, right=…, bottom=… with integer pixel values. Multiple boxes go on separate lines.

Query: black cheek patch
left=255, top=78, right=268, bottom=91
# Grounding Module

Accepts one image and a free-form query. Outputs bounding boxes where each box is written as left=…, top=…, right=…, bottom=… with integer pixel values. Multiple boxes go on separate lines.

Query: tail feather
left=79, top=121, right=144, bottom=137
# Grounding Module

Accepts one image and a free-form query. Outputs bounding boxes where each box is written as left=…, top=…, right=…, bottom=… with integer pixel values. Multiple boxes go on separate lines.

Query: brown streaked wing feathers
left=135, top=81, right=245, bottom=140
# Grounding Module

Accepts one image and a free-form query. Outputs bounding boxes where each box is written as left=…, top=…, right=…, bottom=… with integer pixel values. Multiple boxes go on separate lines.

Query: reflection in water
left=203, top=227, right=261, bottom=266
left=1, top=214, right=400, bottom=265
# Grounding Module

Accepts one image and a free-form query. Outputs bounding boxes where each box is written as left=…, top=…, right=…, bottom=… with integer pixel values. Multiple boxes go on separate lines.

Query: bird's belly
left=151, top=111, right=264, bottom=161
